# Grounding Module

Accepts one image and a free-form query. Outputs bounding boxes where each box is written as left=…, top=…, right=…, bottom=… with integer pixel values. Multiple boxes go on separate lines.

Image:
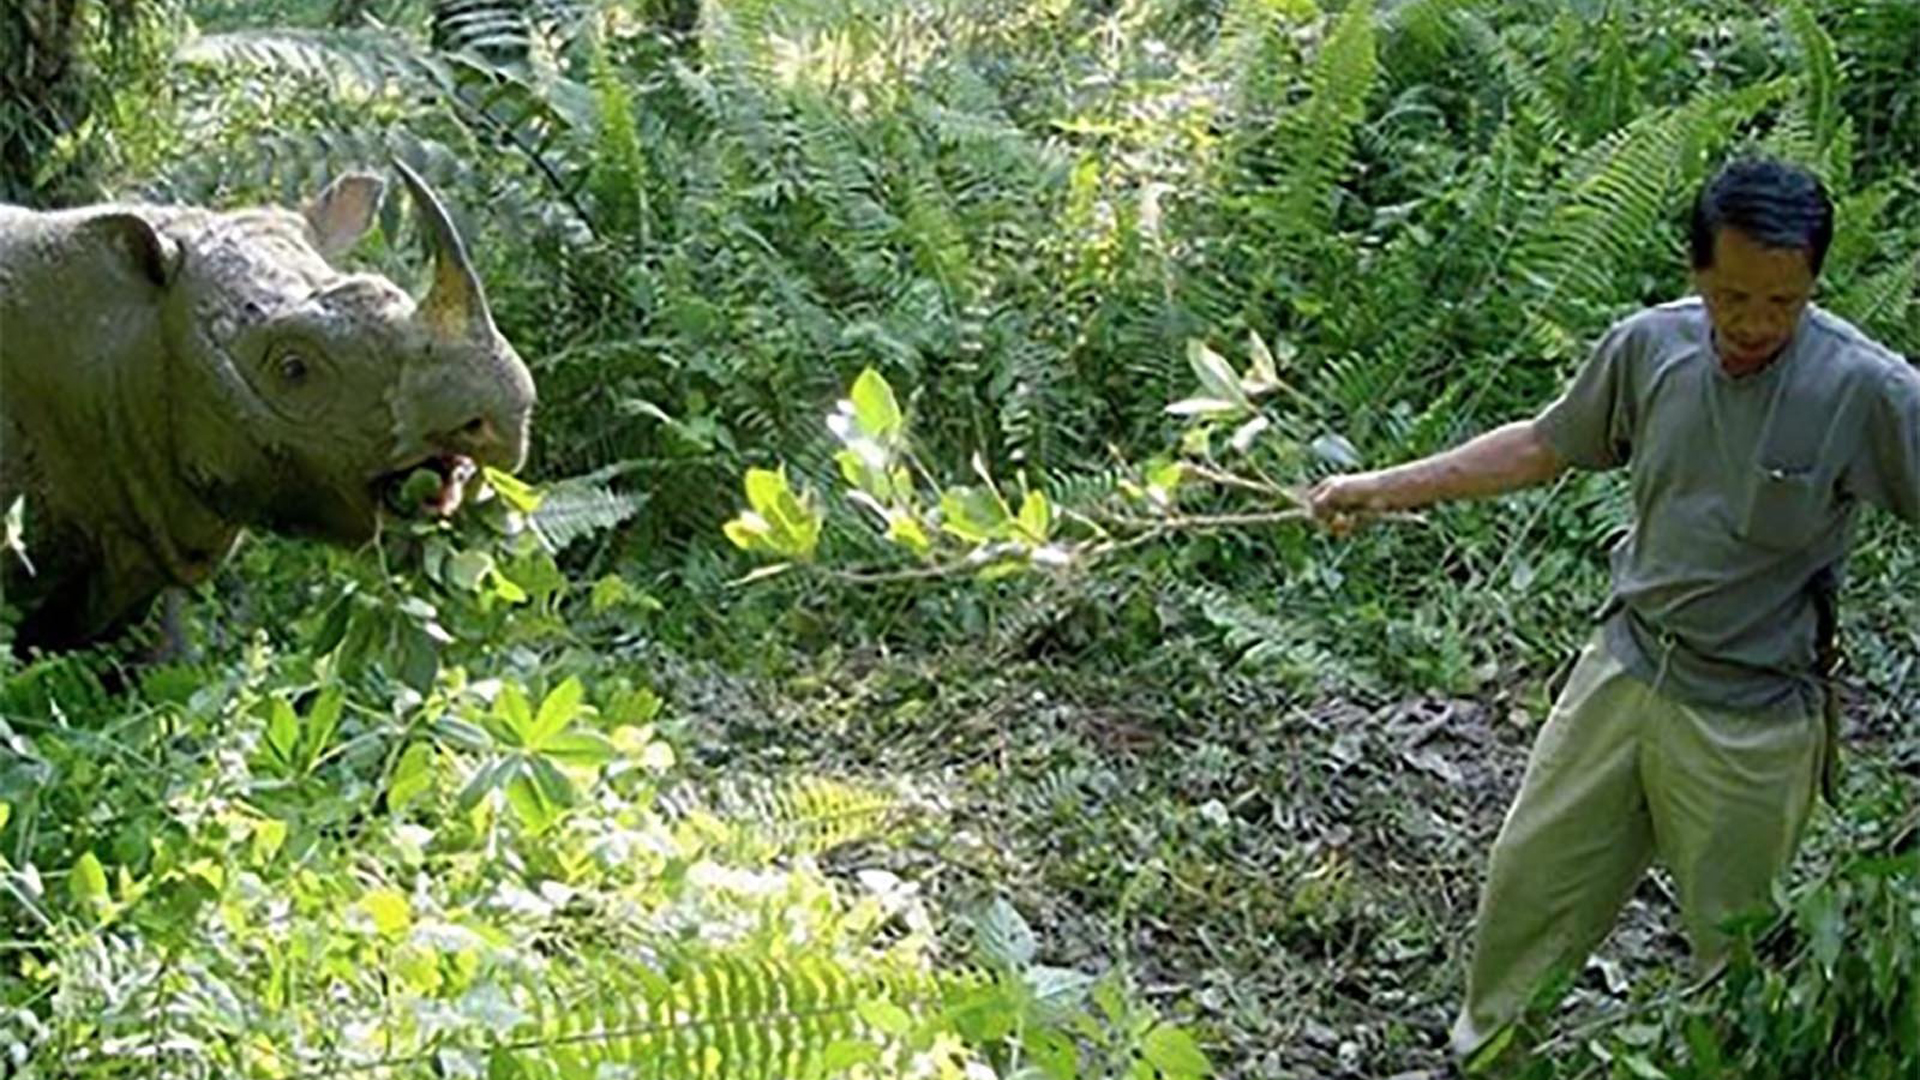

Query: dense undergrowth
left=2, top=0, right=1918, bottom=1076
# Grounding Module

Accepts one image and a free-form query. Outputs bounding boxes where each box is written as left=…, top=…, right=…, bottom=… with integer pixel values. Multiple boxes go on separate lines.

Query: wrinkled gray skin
left=0, top=164, right=536, bottom=654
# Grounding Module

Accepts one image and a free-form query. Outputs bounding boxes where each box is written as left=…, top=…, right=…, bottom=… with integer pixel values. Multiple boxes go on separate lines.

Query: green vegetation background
left=0, top=1, right=1915, bottom=1077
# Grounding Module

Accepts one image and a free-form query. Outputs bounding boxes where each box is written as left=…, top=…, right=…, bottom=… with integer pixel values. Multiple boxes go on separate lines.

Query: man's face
left=1692, top=226, right=1817, bottom=373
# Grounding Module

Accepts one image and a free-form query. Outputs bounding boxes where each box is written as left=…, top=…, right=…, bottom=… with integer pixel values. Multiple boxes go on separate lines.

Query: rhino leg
left=11, top=567, right=111, bottom=657
left=133, top=587, right=193, bottom=665
left=7, top=543, right=167, bottom=660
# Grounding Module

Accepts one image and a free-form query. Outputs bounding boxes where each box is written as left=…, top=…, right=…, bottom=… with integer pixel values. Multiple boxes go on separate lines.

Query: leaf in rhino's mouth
left=378, top=453, right=479, bottom=518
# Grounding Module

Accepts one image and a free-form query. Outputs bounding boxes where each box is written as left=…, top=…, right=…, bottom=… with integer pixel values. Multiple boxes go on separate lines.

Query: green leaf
left=834, top=446, right=895, bottom=500
left=70, top=851, right=109, bottom=913
left=388, top=743, right=435, bottom=813
left=265, top=699, right=300, bottom=767
left=527, top=756, right=576, bottom=808
left=1683, top=1016, right=1723, bottom=1075
left=885, top=513, right=932, bottom=555
left=0, top=802, right=10, bottom=835
left=528, top=677, right=585, bottom=751
left=1619, top=1052, right=1668, bottom=1080
left=311, top=588, right=356, bottom=656
left=396, top=623, right=440, bottom=695
left=457, top=757, right=515, bottom=813
left=495, top=683, right=535, bottom=747
left=1465, top=1026, right=1515, bottom=1074
left=1801, top=883, right=1845, bottom=971
left=359, top=887, right=412, bottom=938
left=1309, top=433, right=1361, bottom=469
left=445, top=550, right=496, bottom=593
left=855, top=999, right=913, bottom=1036
left=432, top=716, right=494, bottom=752
left=1141, top=1024, right=1211, bottom=1078
left=482, top=467, right=543, bottom=513
left=1245, top=330, right=1280, bottom=391
left=940, top=487, right=1010, bottom=544
left=723, top=514, right=771, bottom=551
left=975, top=897, right=1037, bottom=968
left=303, top=687, right=344, bottom=770
left=731, top=468, right=821, bottom=558
left=486, top=569, right=529, bottom=605
left=589, top=574, right=644, bottom=614
left=1186, top=339, right=1252, bottom=411
left=543, top=730, right=616, bottom=767
left=1015, top=491, right=1052, bottom=543
left=744, top=468, right=789, bottom=517
left=849, top=368, right=903, bottom=439
left=250, top=818, right=287, bottom=864
left=823, top=1040, right=882, bottom=1071
left=1023, top=1025, right=1080, bottom=1080
left=398, top=468, right=441, bottom=510
left=506, top=763, right=566, bottom=833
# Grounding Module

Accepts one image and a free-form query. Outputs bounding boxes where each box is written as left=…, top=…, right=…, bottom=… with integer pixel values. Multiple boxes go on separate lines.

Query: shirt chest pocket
left=1740, top=463, right=1832, bottom=552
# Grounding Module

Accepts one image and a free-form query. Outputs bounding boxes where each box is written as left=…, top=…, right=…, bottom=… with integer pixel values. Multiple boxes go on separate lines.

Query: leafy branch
left=722, top=332, right=1424, bottom=584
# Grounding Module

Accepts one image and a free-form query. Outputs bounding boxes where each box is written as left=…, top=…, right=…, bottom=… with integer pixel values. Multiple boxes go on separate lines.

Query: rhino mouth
left=377, top=453, right=479, bottom=519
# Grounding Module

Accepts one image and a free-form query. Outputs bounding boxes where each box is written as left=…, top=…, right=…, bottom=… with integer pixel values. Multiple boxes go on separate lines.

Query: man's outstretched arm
left=1309, top=419, right=1568, bottom=521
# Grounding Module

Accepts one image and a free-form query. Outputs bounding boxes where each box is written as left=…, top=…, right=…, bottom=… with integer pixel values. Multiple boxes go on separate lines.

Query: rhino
left=0, top=162, right=536, bottom=655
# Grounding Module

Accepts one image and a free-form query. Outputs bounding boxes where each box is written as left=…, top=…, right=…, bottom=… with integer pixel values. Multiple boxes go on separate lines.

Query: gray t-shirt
left=1535, top=298, right=1920, bottom=716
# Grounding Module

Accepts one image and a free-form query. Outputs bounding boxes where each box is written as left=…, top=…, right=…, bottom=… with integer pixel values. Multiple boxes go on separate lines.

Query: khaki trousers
left=1449, top=634, right=1825, bottom=1059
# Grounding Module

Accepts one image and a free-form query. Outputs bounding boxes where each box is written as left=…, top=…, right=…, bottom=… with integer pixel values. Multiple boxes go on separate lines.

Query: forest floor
left=645, top=629, right=1919, bottom=1078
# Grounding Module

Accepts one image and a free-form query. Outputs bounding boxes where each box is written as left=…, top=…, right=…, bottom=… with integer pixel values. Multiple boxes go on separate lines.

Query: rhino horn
left=393, top=157, right=495, bottom=342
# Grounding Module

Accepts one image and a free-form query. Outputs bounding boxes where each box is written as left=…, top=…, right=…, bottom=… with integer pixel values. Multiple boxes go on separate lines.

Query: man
left=1309, top=157, right=1920, bottom=1061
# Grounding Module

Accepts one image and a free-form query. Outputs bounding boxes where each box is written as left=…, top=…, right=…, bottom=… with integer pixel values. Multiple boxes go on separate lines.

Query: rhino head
left=161, top=161, right=536, bottom=543
left=0, top=162, right=536, bottom=652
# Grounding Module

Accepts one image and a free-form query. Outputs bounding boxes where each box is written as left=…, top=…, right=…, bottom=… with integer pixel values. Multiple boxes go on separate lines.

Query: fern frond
left=1833, top=251, right=1919, bottom=351
left=432, top=0, right=534, bottom=64
left=1377, top=0, right=1473, bottom=52
left=1825, top=182, right=1895, bottom=279
left=1781, top=0, right=1842, bottom=158
left=176, top=27, right=442, bottom=96
left=1513, top=79, right=1789, bottom=356
left=502, top=955, right=973, bottom=1078
left=1190, top=584, right=1350, bottom=689
left=529, top=479, right=647, bottom=556
left=661, top=774, right=911, bottom=860
left=586, top=22, right=652, bottom=242
left=1450, top=10, right=1569, bottom=152
left=1273, top=0, right=1380, bottom=236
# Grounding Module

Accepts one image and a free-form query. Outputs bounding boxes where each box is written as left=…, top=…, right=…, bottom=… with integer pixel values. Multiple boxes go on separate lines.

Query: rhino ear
left=302, top=172, right=386, bottom=261
left=80, top=212, right=181, bottom=289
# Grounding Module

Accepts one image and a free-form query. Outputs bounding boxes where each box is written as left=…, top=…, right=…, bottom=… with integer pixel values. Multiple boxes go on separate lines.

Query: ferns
left=501, top=956, right=966, bottom=1080
left=530, top=473, right=648, bottom=555
left=660, top=773, right=912, bottom=861
left=1834, top=251, right=1920, bottom=353
left=1449, top=10, right=1570, bottom=153
left=1782, top=0, right=1843, bottom=162
left=586, top=20, right=652, bottom=243
left=1511, top=79, right=1789, bottom=358
left=433, top=0, right=536, bottom=64
left=1246, top=0, right=1381, bottom=250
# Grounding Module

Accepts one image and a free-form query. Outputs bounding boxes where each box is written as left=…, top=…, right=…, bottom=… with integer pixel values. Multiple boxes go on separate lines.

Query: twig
left=1181, top=463, right=1300, bottom=501
left=823, top=558, right=987, bottom=584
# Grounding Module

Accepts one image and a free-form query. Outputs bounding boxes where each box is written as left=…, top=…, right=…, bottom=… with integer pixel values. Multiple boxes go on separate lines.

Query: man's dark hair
left=1689, top=157, right=1834, bottom=275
